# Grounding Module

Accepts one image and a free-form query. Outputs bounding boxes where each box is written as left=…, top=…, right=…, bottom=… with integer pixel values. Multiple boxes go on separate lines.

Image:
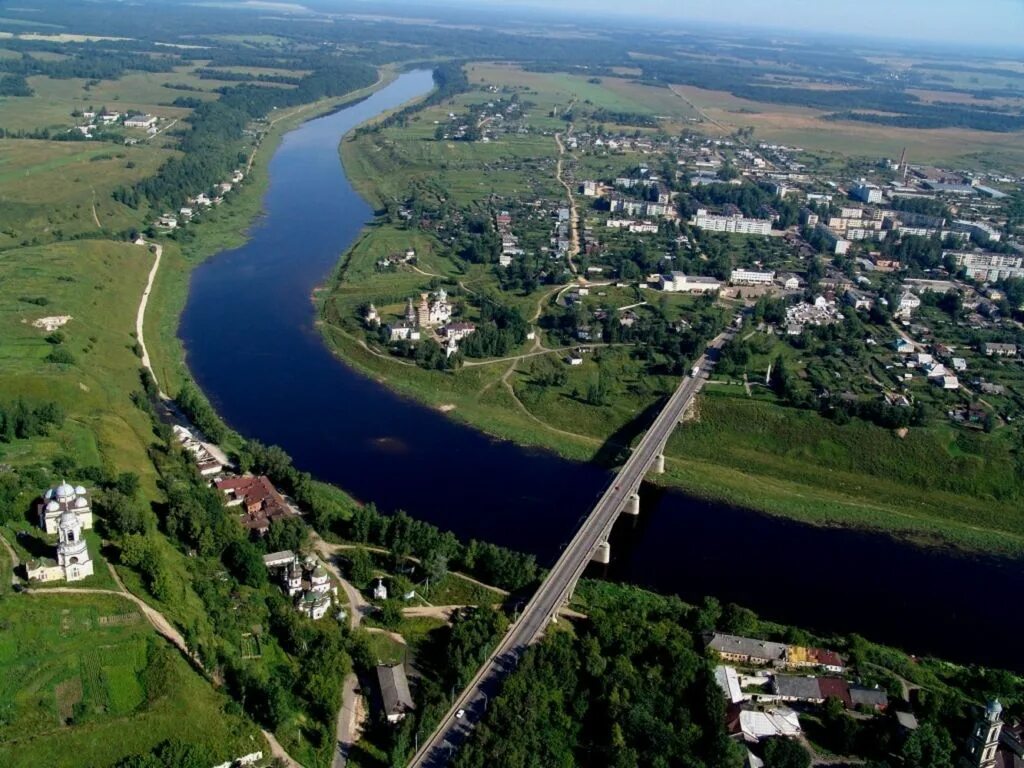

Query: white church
left=26, top=482, right=95, bottom=583
left=38, top=481, right=93, bottom=534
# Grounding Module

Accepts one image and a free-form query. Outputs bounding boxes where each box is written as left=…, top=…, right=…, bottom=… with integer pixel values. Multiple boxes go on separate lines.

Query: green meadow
left=0, top=593, right=260, bottom=768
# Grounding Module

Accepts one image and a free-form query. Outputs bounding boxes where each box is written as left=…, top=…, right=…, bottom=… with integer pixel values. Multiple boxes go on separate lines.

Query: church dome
left=74, top=485, right=87, bottom=495
left=46, top=500, right=60, bottom=513
left=988, top=700, right=1003, bottom=718
left=74, top=497, right=88, bottom=509
left=55, top=482, right=75, bottom=500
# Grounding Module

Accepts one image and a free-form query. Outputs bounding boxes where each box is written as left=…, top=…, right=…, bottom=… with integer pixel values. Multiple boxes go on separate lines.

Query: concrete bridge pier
left=592, top=540, right=611, bottom=565
left=653, top=453, right=666, bottom=474
left=622, top=492, right=640, bottom=516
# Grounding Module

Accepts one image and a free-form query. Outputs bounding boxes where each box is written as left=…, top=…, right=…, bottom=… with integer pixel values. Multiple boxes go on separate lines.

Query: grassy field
left=662, top=390, right=1024, bottom=555
left=0, top=593, right=260, bottom=768
left=0, top=139, right=169, bottom=248
left=0, top=240, right=162, bottom=491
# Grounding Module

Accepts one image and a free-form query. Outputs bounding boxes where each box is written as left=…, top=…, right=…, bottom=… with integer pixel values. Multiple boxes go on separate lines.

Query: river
left=181, top=69, right=1022, bottom=671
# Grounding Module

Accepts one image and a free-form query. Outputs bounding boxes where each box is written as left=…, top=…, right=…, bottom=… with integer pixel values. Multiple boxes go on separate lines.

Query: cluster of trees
left=640, top=57, right=1024, bottom=133
left=585, top=108, right=656, bottom=127
left=111, top=738, right=217, bottom=768
left=0, top=49, right=173, bottom=81
left=230, top=437, right=540, bottom=592
left=826, top=107, right=1024, bottom=133
left=0, top=74, right=32, bottom=96
left=460, top=299, right=529, bottom=358
left=0, top=398, right=64, bottom=443
left=345, top=505, right=539, bottom=593
left=454, top=589, right=743, bottom=768
left=878, top=232, right=951, bottom=271
left=174, top=381, right=227, bottom=443
left=366, top=606, right=510, bottom=766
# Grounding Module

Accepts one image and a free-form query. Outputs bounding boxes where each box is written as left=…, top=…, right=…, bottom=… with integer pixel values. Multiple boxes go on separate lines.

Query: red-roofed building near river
left=215, top=475, right=295, bottom=533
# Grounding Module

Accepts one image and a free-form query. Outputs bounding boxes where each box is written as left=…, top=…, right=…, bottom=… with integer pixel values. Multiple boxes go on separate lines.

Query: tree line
left=118, top=57, right=376, bottom=211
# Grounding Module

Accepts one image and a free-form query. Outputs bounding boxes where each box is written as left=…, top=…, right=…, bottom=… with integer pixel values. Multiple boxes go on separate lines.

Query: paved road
left=408, top=328, right=734, bottom=767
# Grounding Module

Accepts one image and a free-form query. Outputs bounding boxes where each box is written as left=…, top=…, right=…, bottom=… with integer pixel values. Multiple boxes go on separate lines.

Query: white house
left=730, top=269, right=775, bottom=286
left=895, top=291, right=921, bottom=320
left=658, top=272, right=721, bottom=293
left=124, top=114, right=157, bottom=129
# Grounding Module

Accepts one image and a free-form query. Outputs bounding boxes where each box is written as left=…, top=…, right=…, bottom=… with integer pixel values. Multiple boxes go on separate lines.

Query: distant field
left=0, top=139, right=168, bottom=246
left=466, top=62, right=699, bottom=126
left=0, top=70, right=210, bottom=133
left=0, top=593, right=259, bottom=768
left=670, top=83, right=1024, bottom=172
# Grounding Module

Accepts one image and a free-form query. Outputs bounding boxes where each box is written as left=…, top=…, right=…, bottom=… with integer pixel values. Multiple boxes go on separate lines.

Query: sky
left=430, top=0, right=1024, bottom=49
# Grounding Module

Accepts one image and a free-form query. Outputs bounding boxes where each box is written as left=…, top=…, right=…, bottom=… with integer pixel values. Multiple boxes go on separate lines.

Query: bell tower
left=56, top=509, right=94, bottom=582
left=968, top=700, right=1003, bottom=768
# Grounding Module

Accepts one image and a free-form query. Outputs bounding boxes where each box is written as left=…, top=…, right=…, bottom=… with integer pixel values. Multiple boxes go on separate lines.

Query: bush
left=45, top=348, right=76, bottom=365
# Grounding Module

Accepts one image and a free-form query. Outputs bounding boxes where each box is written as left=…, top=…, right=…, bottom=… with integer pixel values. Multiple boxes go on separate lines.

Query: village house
left=441, top=322, right=476, bottom=343
left=376, top=664, right=415, bottom=724
left=773, top=675, right=826, bottom=705
left=172, top=425, right=224, bottom=476
left=124, top=114, right=157, bottom=129
left=731, top=269, right=776, bottom=286
left=708, top=633, right=787, bottom=666
left=895, top=291, right=921, bottom=320
left=850, top=686, right=889, bottom=712
left=215, top=475, right=295, bottom=534
left=386, top=322, right=420, bottom=343
left=984, top=342, right=1017, bottom=357
left=844, top=289, right=874, bottom=311
left=786, top=645, right=845, bottom=674
left=777, top=273, right=801, bottom=291
left=735, top=708, right=802, bottom=743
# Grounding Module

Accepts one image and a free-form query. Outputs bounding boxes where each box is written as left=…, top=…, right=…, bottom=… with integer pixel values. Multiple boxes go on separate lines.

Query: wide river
left=182, top=70, right=1021, bottom=670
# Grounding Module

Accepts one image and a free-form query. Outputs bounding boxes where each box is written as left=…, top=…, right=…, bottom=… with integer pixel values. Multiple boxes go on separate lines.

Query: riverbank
left=144, top=67, right=400, bottom=404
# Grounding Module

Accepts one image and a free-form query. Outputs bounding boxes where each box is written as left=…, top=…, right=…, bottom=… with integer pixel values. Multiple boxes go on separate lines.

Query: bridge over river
left=408, top=327, right=736, bottom=767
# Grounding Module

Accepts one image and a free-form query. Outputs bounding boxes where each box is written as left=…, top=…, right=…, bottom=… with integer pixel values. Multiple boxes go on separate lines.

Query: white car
left=455, top=708, right=466, bottom=719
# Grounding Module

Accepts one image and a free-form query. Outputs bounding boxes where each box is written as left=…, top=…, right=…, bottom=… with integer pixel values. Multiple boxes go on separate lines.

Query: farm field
left=0, top=593, right=261, bottom=768
left=670, top=83, right=1024, bottom=172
